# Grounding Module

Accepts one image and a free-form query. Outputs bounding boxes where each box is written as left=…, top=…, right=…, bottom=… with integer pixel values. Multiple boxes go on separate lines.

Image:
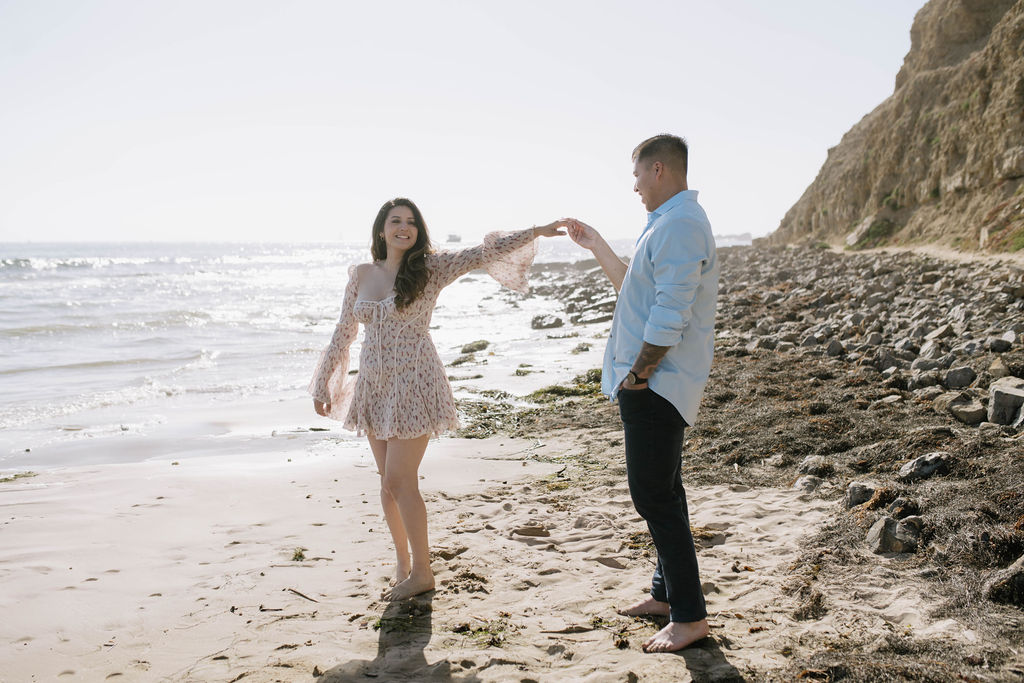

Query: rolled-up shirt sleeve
left=642, top=223, right=707, bottom=347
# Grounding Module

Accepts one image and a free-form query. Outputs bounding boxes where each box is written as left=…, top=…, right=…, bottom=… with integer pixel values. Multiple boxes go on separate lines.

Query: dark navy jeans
left=618, top=387, right=707, bottom=623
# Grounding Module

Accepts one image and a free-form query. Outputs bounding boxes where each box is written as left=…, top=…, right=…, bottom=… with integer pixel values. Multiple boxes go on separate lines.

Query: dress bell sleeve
left=308, top=265, right=360, bottom=420
left=432, top=228, right=536, bottom=291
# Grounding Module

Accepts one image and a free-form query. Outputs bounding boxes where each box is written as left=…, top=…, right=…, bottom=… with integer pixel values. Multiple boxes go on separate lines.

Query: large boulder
left=793, top=475, right=823, bottom=492
left=898, top=452, right=951, bottom=482
left=798, top=456, right=834, bottom=477
left=934, top=392, right=986, bottom=425
left=846, top=481, right=876, bottom=508
left=987, top=376, right=1024, bottom=425
left=866, top=516, right=921, bottom=554
left=530, top=314, right=564, bottom=330
left=943, top=366, right=977, bottom=389
left=986, top=330, right=1016, bottom=352
left=989, top=357, right=1011, bottom=378
left=947, top=393, right=988, bottom=425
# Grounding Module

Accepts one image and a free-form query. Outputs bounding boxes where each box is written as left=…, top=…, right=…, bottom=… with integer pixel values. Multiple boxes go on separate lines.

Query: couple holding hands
left=309, top=133, right=719, bottom=653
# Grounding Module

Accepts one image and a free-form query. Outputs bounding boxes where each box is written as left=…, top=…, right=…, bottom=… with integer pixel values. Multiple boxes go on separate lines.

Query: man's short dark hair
left=632, top=134, right=688, bottom=176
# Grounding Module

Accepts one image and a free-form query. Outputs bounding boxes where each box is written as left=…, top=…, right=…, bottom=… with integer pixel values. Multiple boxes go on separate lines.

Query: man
left=567, top=133, right=719, bottom=653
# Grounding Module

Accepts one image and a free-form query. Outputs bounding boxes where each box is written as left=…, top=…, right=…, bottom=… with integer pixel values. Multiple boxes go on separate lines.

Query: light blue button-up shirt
left=601, top=189, right=719, bottom=426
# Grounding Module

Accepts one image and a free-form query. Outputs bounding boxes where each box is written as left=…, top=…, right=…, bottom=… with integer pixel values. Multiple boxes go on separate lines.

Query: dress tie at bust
left=363, top=299, right=425, bottom=400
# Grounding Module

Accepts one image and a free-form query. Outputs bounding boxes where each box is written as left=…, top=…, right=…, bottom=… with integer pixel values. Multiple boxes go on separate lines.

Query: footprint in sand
left=572, top=510, right=617, bottom=530
left=512, top=524, right=551, bottom=538
left=693, top=526, right=730, bottom=549
left=590, top=556, right=628, bottom=569
left=441, top=569, right=489, bottom=594
left=433, top=546, right=469, bottom=561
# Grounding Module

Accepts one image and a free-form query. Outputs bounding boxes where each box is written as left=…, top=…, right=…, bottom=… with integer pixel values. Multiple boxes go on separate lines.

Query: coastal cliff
left=768, top=0, right=1024, bottom=252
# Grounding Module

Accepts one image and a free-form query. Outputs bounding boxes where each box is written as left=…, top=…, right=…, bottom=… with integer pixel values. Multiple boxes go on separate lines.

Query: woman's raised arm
left=432, top=220, right=568, bottom=291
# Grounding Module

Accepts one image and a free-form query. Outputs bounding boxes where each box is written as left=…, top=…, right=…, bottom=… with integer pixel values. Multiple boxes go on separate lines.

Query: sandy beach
left=2, top=421, right=837, bottom=683
left=1, top=428, right=563, bottom=681
left=3, top=245, right=1024, bottom=682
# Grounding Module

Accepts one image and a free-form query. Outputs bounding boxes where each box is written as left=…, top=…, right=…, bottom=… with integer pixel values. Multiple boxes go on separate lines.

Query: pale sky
left=0, top=0, right=926, bottom=243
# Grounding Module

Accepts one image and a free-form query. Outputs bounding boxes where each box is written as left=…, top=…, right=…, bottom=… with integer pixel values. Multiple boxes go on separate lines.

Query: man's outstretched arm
left=567, top=219, right=628, bottom=292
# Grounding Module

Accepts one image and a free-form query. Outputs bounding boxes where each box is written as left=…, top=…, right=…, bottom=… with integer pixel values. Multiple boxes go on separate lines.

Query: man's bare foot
left=384, top=570, right=435, bottom=601
left=618, top=596, right=671, bottom=617
left=642, top=619, right=710, bottom=653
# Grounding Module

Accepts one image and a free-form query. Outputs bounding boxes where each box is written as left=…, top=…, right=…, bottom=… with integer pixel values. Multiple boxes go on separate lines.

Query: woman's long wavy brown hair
left=370, top=198, right=433, bottom=309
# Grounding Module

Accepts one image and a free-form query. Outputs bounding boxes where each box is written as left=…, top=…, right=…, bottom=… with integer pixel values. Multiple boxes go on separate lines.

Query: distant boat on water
left=446, top=234, right=461, bottom=243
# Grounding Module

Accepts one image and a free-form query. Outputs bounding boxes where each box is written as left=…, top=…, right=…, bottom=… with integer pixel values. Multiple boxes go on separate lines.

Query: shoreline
left=2, top=243, right=1022, bottom=680
left=0, top=264, right=599, bottom=473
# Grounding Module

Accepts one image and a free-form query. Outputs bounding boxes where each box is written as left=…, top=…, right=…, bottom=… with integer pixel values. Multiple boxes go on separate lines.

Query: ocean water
left=0, top=234, right=749, bottom=470
left=0, top=239, right=610, bottom=469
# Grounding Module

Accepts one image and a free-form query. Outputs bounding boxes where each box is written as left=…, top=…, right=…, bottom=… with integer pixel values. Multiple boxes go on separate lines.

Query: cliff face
left=768, top=0, right=1024, bottom=252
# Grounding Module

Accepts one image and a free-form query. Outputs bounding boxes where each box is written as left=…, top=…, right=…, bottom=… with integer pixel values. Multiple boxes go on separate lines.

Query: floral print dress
left=309, top=229, right=536, bottom=440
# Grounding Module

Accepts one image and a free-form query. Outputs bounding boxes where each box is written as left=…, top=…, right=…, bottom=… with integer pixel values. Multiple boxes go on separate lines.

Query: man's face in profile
left=633, top=159, right=659, bottom=212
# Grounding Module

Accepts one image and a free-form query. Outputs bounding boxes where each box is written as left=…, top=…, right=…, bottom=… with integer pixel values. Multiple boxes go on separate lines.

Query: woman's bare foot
left=642, top=619, right=710, bottom=653
left=618, top=596, right=671, bottom=617
left=384, top=570, right=435, bottom=601
left=390, top=559, right=411, bottom=586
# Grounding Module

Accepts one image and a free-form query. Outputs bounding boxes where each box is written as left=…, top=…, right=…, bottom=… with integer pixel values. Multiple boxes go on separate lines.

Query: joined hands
left=532, top=219, right=570, bottom=238
left=566, top=219, right=601, bottom=249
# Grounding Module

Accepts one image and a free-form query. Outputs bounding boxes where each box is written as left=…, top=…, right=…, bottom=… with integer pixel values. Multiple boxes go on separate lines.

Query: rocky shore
left=455, top=244, right=1024, bottom=680
left=12, top=245, right=1018, bottom=682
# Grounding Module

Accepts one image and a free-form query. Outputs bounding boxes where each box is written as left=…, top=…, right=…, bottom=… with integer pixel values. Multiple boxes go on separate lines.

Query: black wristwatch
left=627, top=371, right=647, bottom=386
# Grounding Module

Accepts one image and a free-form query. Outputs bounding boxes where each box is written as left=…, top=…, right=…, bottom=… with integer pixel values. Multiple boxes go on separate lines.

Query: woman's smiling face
left=382, top=205, right=418, bottom=255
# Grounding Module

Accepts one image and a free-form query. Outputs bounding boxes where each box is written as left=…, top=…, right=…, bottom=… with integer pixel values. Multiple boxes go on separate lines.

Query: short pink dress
left=309, top=229, right=536, bottom=439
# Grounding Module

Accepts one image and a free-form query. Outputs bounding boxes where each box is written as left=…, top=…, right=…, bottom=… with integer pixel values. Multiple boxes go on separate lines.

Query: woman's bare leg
left=367, top=433, right=410, bottom=585
left=381, top=434, right=434, bottom=600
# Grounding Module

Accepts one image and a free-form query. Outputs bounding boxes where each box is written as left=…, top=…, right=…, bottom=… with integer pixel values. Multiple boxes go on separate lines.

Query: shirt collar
left=650, top=189, right=695, bottom=218
left=639, top=190, right=697, bottom=242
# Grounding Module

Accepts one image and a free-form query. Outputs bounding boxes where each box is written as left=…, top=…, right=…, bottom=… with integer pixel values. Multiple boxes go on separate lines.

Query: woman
left=310, top=197, right=566, bottom=601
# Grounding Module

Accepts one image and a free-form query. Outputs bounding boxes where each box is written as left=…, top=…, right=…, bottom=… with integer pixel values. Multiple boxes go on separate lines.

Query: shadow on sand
left=678, top=634, right=747, bottom=682
left=319, top=593, right=482, bottom=682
